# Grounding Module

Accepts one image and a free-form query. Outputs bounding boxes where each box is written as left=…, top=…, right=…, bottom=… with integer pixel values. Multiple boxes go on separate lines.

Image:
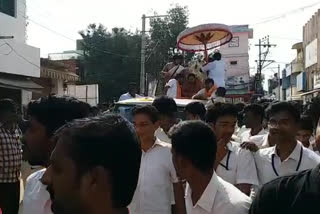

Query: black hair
left=187, top=73, right=196, bottom=79
left=175, top=73, right=185, bottom=80
left=132, top=105, right=159, bottom=123
left=216, top=87, right=226, bottom=97
left=205, top=78, right=214, bottom=85
left=55, top=115, right=141, bottom=208
left=0, top=99, right=17, bottom=113
left=298, top=116, right=313, bottom=132
left=244, top=104, right=264, bottom=122
left=185, top=102, right=206, bottom=120
left=213, top=52, right=222, bottom=61
left=266, top=101, right=300, bottom=122
left=169, top=121, right=217, bottom=173
left=173, top=54, right=183, bottom=60
left=206, top=103, right=238, bottom=124
left=152, top=96, right=177, bottom=117
left=27, top=95, right=91, bottom=137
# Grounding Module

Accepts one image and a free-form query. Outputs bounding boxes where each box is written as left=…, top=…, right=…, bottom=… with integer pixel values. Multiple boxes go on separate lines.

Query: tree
left=79, top=24, right=141, bottom=102
left=146, top=4, right=189, bottom=79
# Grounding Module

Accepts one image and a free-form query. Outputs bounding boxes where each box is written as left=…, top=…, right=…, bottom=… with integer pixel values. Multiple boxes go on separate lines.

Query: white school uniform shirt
left=22, top=169, right=52, bottom=214
left=240, top=129, right=268, bottom=144
left=154, top=128, right=171, bottom=144
left=118, top=93, right=142, bottom=101
left=185, top=172, right=251, bottom=214
left=201, top=60, right=226, bottom=87
left=216, top=142, right=259, bottom=186
left=254, top=141, right=320, bottom=185
left=166, top=79, right=178, bottom=98
left=129, top=139, right=178, bottom=214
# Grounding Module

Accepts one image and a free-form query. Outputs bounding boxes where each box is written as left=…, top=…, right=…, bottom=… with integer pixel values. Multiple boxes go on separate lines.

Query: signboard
left=225, top=74, right=249, bottom=90
left=314, top=71, right=320, bottom=89
left=305, top=39, right=318, bottom=68
left=285, top=64, right=292, bottom=77
left=296, top=72, right=306, bottom=91
left=229, top=37, right=239, bottom=47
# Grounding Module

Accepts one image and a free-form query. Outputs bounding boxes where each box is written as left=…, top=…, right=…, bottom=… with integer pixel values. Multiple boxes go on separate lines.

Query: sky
left=26, top=0, right=320, bottom=81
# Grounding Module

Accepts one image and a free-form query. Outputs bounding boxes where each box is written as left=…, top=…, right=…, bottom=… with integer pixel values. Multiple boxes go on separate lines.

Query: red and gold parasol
left=177, top=23, right=233, bottom=60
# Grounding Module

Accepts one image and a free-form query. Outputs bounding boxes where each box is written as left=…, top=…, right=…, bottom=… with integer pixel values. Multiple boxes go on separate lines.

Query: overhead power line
left=252, top=1, right=320, bottom=25
left=17, top=11, right=140, bottom=59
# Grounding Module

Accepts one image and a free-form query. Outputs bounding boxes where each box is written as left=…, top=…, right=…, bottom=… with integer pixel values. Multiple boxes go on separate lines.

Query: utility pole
left=141, top=14, right=146, bottom=96
left=278, top=64, right=281, bottom=100
left=140, top=14, right=168, bottom=96
left=254, top=35, right=276, bottom=96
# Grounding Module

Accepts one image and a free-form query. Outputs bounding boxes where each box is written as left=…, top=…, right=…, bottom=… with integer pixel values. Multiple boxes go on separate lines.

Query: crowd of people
left=161, top=53, right=227, bottom=102
left=1, top=93, right=320, bottom=214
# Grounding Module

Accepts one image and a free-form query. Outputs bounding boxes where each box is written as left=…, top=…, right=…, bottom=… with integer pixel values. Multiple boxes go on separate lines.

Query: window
left=0, top=0, right=15, bottom=17
left=230, top=61, right=238, bottom=65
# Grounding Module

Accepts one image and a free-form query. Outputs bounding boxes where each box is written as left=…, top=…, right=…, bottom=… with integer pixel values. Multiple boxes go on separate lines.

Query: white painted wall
left=219, top=31, right=251, bottom=87
left=66, top=84, right=99, bottom=106
left=21, top=89, right=32, bottom=106
left=0, top=0, right=27, bottom=43
left=0, top=0, right=40, bottom=77
left=52, top=79, right=64, bottom=95
left=0, top=40, right=40, bottom=77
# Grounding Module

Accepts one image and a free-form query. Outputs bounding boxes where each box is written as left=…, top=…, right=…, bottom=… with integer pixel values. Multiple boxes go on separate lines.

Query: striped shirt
left=0, top=123, right=22, bottom=183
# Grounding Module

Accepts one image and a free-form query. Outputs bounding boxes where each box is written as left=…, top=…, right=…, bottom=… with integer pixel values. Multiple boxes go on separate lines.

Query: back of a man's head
left=213, top=52, right=222, bottom=61
left=185, top=102, right=206, bottom=120
left=0, top=98, right=17, bottom=113
left=27, top=95, right=91, bottom=137
left=152, top=96, right=177, bottom=118
left=169, top=121, right=217, bottom=173
left=216, top=87, right=226, bottom=97
left=54, top=114, right=142, bottom=208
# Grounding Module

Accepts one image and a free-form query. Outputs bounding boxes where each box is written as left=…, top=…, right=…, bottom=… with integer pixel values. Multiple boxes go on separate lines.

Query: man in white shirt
left=22, top=96, right=90, bottom=214
left=240, top=104, right=268, bottom=144
left=205, top=103, right=259, bottom=196
left=131, top=105, right=185, bottom=214
left=169, top=121, right=251, bottom=214
left=165, top=73, right=185, bottom=99
left=254, top=102, right=320, bottom=185
left=119, top=82, right=142, bottom=101
left=200, top=52, right=226, bottom=88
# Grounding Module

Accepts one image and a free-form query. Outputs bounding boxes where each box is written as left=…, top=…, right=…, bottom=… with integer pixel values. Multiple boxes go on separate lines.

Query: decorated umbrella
left=177, top=23, right=233, bottom=61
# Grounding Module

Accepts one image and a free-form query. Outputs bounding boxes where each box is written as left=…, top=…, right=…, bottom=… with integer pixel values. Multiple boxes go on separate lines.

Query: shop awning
left=299, top=89, right=320, bottom=96
left=0, top=75, right=43, bottom=92
left=41, top=68, right=79, bottom=82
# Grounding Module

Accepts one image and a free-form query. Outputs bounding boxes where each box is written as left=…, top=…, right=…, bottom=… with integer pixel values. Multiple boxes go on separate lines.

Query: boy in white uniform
left=240, top=104, right=268, bottom=144
left=169, top=121, right=251, bottom=214
left=206, top=103, right=259, bottom=196
left=254, top=102, right=320, bottom=185
left=130, top=105, right=185, bottom=214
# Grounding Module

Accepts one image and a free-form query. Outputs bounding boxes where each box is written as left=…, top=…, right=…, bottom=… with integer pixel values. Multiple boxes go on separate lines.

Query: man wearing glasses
left=254, top=102, right=320, bottom=185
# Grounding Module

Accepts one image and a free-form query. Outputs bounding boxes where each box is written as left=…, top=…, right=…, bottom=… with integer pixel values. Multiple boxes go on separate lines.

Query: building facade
left=0, top=0, right=40, bottom=108
left=302, top=10, right=320, bottom=102
left=219, top=25, right=253, bottom=102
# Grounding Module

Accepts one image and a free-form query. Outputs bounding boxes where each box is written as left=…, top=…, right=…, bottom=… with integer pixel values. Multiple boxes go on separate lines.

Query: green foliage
left=79, top=24, right=141, bottom=102
left=79, top=4, right=190, bottom=102
left=146, top=4, right=189, bottom=78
